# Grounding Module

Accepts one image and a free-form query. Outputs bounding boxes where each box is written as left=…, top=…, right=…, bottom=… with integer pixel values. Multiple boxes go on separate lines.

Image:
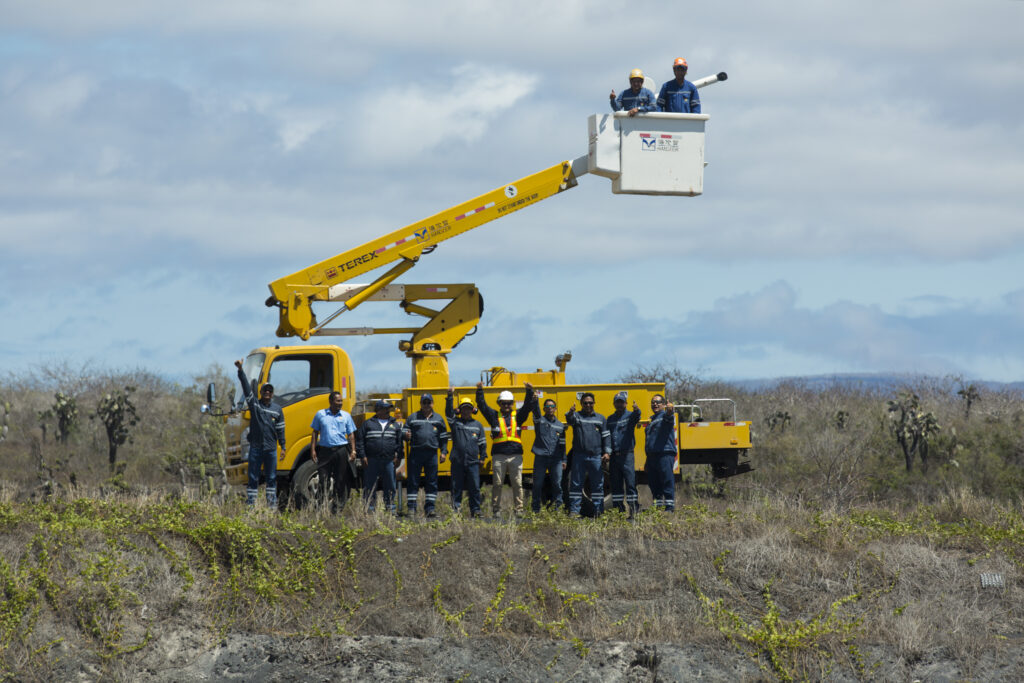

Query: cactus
left=887, top=391, right=941, bottom=472
left=0, top=399, right=11, bottom=443
left=40, top=392, right=79, bottom=444
left=94, top=387, right=139, bottom=472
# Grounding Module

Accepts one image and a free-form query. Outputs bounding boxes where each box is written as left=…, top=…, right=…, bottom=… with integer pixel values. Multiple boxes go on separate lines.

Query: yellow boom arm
left=266, top=160, right=581, bottom=340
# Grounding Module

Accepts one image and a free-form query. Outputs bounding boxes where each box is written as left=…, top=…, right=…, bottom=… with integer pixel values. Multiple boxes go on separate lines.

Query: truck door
left=264, top=353, right=334, bottom=408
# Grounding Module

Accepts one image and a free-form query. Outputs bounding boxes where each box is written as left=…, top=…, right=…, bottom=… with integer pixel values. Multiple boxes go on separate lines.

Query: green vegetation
left=2, top=365, right=1024, bottom=679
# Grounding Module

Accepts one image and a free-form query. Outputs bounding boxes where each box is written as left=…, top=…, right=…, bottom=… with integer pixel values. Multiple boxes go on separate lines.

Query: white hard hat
left=498, top=390, right=515, bottom=402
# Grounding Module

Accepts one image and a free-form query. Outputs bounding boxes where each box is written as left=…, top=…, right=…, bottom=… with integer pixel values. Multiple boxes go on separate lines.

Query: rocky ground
left=44, top=628, right=1024, bottom=682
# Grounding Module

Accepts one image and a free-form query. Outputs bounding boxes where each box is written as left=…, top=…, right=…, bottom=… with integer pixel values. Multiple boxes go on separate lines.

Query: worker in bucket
left=657, top=57, right=701, bottom=113
left=356, top=400, right=402, bottom=514
left=402, top=393, right=449, bottom=518
left=606, top=391, right=642, bottom=516
left=476, top=381, right=534, bottom=518
left=644, top=394, right=678, bottom=511
left=610, top=68, right=657, bottom=117
left=445, top=389, right=488, bottom=517
left=565, top=392, right=611, bottom=517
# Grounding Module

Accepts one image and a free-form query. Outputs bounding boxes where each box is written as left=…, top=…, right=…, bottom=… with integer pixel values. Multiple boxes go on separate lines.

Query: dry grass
left=3, top=486, right=1024, bottom=681
left=4, top=372, right=1024, bottom=679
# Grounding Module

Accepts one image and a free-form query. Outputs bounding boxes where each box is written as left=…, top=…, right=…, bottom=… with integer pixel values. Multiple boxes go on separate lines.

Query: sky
left=2, top=0, right=1023, bottom=389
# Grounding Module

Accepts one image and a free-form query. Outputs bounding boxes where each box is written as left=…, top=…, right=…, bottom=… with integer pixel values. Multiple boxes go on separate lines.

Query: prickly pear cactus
left=0, top=399, right=11, bottom=443
left=95, top=387, right=139, bottom=471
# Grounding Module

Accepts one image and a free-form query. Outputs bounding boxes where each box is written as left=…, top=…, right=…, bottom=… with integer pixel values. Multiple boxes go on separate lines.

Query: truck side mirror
left=206, top=382, right=217, bottom=405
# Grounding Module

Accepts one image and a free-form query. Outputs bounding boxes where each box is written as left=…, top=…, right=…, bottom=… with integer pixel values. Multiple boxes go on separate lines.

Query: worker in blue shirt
left=402, top=393, right=449, bottom=518
left=445, top=388, right=488, bottom=518
left=657, top=57, right=701, bottom=113
left=310, top=391, right=358, bottom=512
left=356, top=400, right=402, bottom=514
left=235, top=359, right=286, bottom=508
left=606, top=391, right=642, bottom=516
left=527, top=393, right=566, bottom=513
left=610, top=69, right=657, bottom=117
left=565, top=392, right=611, bottom=517
left=644, top=394, right=678, bottom=511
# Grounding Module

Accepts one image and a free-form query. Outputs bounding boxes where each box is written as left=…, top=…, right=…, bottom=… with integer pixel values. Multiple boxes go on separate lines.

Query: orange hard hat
left=673, top=57, right=688, bottom=68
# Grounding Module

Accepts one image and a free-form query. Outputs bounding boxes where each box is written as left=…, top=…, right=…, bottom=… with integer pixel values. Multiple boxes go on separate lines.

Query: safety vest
left=493, top=414, right=522, bottom=444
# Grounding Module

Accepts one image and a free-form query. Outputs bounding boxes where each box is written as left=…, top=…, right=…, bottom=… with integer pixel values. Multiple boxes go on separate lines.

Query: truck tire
left=290, top=459, right=320, bottom=510
left=290, top=458, right=355, bottom=511
left=711, top=452, right=739, bottom=479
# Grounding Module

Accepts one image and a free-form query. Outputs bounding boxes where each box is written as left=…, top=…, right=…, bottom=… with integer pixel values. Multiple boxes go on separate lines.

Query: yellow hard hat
left=629, top=68, right=645, bottom=80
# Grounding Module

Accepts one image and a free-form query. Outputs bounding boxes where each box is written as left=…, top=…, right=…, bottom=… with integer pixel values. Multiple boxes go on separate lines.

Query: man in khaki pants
left=476, top=381, right=534, bottom=518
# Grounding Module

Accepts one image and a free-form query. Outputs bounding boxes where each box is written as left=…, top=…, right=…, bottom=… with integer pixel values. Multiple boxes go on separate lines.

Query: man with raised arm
left=644, top=394, right=678, bottom=511
left=528, top=393, right=566, bottom=513
left=476, top=381, right=534, bottom=519
left=565, top=392, right=611, bottom=517
left=606, top=391, right=642, bottom=516
left=610, top=68, right=658, bottom=117
left=235, top=359, right=286, bottom=508
left=445, top=388, right=488, bottom=518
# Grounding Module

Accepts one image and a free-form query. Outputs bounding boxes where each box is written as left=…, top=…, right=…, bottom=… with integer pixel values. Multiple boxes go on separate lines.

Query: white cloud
left=349, top=63, right=538, bottom=159
left=2, top=0, right=1024, bottom=384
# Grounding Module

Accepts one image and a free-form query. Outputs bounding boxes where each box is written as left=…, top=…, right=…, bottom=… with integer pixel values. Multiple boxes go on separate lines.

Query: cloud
left=348, top=63, right=538, bottom=160
left=555, top=282, right=1024, bottom=381
left=1, top=0, right=1023, bottom=386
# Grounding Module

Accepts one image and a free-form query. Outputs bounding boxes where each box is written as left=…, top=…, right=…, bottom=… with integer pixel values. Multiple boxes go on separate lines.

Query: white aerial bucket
left=587, top=111, right=709, bottom=196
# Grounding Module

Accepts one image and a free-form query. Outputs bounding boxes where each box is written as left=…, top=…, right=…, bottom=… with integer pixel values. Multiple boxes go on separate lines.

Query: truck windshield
left=241, top=353, right=266, bottom=407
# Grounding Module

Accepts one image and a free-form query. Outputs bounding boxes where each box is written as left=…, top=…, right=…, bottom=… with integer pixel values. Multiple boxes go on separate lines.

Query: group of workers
left=239, top=349, right=681, bottom=518
left=609, top=57, right=700, bottom=117
left=359, top=385, right=680, bottom=519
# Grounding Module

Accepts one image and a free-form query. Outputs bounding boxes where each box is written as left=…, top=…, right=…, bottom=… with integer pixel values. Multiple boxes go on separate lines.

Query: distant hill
left=726, top=373, right=1024, bottom=394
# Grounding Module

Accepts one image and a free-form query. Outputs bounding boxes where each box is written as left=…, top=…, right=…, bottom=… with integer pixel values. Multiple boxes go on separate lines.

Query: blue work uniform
left=644, top=408, right=678, bottom=511
left=402, top=410, right=448, bottom=515
left=565, top=408, right=611, bottom=516
left=311, top=407, right=357, bottom=510
left=529, top=397, right=566, bottom=513
left=611, top=87, right=657, bottom=113
left=607, top=406, right=642, bottom=514
left=445, top=396, right=488, bottom=517
left=657, top=79, right=701, bottom=113
left=237, top=367, right=286, bottom=508
left=356, top=417, right=402, bottom=513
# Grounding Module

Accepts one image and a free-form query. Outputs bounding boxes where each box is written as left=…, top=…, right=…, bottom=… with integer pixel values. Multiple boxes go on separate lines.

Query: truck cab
left=223, top=345, right=355, bottom=498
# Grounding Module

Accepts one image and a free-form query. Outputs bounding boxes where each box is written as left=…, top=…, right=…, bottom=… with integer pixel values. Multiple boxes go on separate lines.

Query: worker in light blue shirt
left=610, top=68, right=657, bottom=117
left=310, top=392, right=357, bottom=512
left=657, top=57, right=701, bottom=113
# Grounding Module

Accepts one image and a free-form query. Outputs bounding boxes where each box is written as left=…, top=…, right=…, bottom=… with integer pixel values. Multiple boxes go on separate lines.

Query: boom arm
left=264, top=73, right=727, bottom=382
left=266, top=159, right=585, bottom=340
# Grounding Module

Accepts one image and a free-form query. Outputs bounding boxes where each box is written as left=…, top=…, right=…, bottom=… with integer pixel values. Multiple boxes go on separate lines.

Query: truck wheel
left=291, top=460, right=320, bottom=510
left=711, top=453, right=739, bottom=479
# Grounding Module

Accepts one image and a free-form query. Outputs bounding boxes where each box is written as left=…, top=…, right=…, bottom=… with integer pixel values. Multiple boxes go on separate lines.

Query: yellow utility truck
left=203, top=72, right=752, bottom=506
